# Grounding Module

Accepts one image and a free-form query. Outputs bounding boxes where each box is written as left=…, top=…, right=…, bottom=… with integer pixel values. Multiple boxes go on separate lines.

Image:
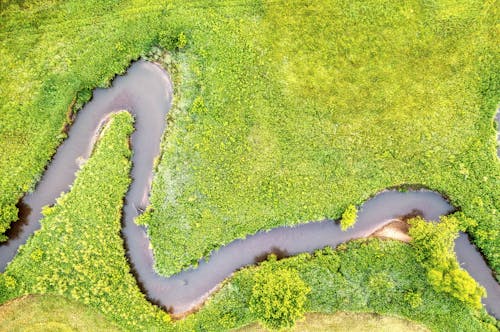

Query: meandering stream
left=0, top=61, right=499, bottom=319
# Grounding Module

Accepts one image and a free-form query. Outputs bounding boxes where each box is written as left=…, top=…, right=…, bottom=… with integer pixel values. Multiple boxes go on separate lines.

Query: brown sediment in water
left=169, top=276, right=232, bottom=320
left=370, top=219, right=411, bottom=243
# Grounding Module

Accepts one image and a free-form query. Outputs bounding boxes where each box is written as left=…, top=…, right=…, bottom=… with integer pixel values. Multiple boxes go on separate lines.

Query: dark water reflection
left=0, top=61, right=498, bottom=319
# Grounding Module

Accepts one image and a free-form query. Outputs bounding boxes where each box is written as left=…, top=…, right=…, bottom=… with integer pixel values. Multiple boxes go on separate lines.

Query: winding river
left=0, top=61, right=499, bottom=319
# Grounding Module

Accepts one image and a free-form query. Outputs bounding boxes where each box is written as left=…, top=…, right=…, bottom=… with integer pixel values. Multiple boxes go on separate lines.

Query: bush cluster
left=249, top=257, right=310, bottom=330
left=408, top=214, right=486, bottom=309
left=182, top=240, right=497, bottom=331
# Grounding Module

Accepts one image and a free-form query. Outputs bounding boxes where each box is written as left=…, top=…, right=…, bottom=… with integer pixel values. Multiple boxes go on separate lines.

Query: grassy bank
left=0, top=295, right=121, bottom=332
left=0, top=112, right=170, bottom=331
left=180, top=240, right=497, bottom=331
left=240, top=312, right=429, bottom=332
left=0, top=0, right=170, bottom=240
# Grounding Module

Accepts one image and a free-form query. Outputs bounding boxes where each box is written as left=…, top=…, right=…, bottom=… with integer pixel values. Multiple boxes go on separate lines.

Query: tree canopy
left=250, top=259, right=310, bottom=330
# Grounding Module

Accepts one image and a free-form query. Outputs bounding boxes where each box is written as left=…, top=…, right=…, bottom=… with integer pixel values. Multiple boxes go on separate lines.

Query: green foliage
left=190, top=96, right=208, bottom=115
left=0, top=204, right=17, bottom=241
left=0, top=0, right=498, bottom=291
left=142, top=0, right=500, bottom=279
left=183, top=240, right=497, bottom=332
left=403, top=291, right=423, bottom=309
left=0, top=0, right=175, bottom=241
left=135, top=208, right=153, bottom=226
left=0, top=1, right=499, bottom=331
left=0, top=112, right=170, bottom=330
left=75, top=88, right=93, bottom=111
left=176, top=32, right=187, bottom=49
left=367, top=272, right=395, bottom=299
left=340, top=204, right=357, bottom=231
left=249, top=262, right=310, bottom=330
left=408, top=215, right=486, bottom=309
left=158, top=28, right=188, bottom=51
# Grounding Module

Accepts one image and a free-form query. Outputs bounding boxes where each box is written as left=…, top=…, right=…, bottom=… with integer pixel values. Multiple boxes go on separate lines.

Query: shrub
left=176, top=32, right=187, bottom=49
left=157, top=29, right=187, bottom=51
left=408, top=215, right=485, bottom=309
left=250, top=265, right=310, bottom=330
left=404, top=291, right=423, bottom=308
left=340, top=204, right=357, bottom=231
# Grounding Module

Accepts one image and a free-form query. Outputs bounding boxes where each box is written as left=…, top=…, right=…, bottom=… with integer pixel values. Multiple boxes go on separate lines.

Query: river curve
left=0, top=61, right=498, bottom=319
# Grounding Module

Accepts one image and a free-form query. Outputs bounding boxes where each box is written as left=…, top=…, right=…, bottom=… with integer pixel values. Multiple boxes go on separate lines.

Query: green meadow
left=0, top=295, right=122, bottom=332
left=145, top=0, right=499, bottom=278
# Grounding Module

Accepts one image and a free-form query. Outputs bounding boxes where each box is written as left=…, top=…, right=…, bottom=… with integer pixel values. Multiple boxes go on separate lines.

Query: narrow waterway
left=0, top=61, right=498, bottom=319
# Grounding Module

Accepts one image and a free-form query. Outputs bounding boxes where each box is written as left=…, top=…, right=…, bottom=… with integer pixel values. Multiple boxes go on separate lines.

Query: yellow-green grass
left=239, top=312, right=429, bottom=332
left=0, top=295, right=121, bottom=332
left=145, top=0, right=500, bottom=278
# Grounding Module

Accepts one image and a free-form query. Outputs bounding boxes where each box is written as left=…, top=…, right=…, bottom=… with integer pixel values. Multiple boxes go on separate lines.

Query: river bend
left=0, top=61, right=498, bottom=319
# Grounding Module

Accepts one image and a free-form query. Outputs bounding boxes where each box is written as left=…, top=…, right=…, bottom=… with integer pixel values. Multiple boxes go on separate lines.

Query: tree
left=250, top=265, right=310, bottom=330
left=340, top=204, right=357, bottom=231
left=408, top=215, right=485, bottom=309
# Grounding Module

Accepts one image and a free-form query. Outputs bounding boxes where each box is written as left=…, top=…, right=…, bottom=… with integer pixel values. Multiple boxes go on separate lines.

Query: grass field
left=0, top=116, right=495, bottom=331
left=0, top=0, right=498, bottom=278
left=144, top=0, right=500, bottom=277
left=240, top=312, right=429, bottom=332
left=0, top=0, right=169, bottom=240
left=0, top=0, right=499, bottom=331
left=0, top=295, right=121, bottom=332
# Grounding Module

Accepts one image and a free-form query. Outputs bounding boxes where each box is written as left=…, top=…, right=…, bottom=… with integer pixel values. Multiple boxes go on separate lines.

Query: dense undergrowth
left=0, top=112, right=171, bottom=330
left=180, top=240, right=497, bottom=331
left=409, top=214, right=485, bottom=309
